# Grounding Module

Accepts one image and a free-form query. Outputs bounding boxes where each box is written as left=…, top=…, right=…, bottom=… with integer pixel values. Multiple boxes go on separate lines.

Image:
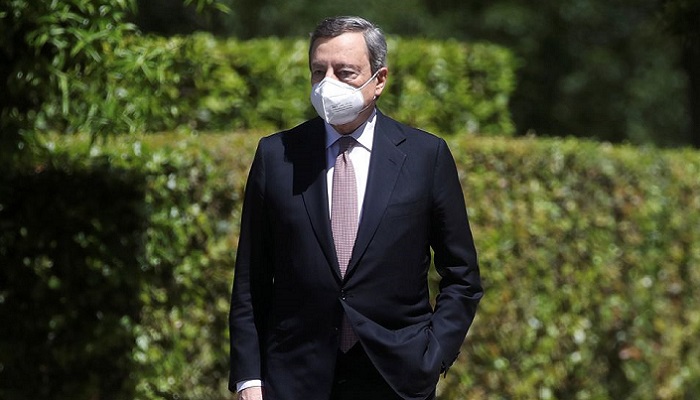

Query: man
left=229, top=16, right=482, bottom=400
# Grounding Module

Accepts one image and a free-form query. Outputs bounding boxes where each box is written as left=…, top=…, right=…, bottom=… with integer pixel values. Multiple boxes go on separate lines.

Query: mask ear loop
left=364, top=69, right=383, bottom=111
left=356, top=69, right=385, bottom=117
left=356, top=69, right=382, bottom=91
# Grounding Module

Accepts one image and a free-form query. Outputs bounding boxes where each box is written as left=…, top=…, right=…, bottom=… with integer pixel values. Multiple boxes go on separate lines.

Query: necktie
left=331, top=136, right=358, bottom=278
left=331, top=136, right=359, bottom=352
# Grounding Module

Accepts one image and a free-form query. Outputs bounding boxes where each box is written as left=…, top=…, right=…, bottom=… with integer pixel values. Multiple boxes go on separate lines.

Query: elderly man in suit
left=229, top=15, right=483, bottom=400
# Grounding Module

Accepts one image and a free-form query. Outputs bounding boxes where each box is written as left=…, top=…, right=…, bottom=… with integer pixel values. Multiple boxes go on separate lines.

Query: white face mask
left=310, top=70, right=380, bottom=125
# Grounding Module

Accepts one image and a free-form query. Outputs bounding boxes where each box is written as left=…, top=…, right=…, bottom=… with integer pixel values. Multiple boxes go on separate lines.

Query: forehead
left=310, top=32, right=370, bottom=68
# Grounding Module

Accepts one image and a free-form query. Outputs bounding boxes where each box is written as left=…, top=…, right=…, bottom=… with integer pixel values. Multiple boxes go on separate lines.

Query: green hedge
left=0, top=136, right=244, bottom=399
left=443, top=137, right=700, bottom=398
left=35, top=33, right=516, bottom=137
left=1, top=132, right=698, bottom=399
left=0, top=157, right=147, bottom=399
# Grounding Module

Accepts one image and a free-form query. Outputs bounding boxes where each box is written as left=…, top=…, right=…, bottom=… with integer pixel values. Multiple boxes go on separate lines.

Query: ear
left=374, top=67, right=388, bottom=97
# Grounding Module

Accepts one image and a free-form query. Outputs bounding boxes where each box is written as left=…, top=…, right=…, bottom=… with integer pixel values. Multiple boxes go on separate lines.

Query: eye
left=337, top=70, right=357, bottom=82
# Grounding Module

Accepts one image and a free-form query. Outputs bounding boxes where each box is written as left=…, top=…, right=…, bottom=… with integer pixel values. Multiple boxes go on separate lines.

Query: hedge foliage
left=0, top=157, right=147, bottom=399
left=32, top=33, right=516, bottom=137
left=443, top=137, right=700, bottom=399
left=1, top=131, right=698, bottom=399
left=0, top=134, right=246, bottom=399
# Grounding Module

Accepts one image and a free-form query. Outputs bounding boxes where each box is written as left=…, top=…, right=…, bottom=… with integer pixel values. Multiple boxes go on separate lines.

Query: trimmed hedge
left=0, top=158, right=147, bottom=399
left=0, top=136, right=245, bottom=399
left=34, top=33, right=516, bottom=137
left=1, top=132, right=698, bottom=399
left=443, top=137, right=700, bottom=399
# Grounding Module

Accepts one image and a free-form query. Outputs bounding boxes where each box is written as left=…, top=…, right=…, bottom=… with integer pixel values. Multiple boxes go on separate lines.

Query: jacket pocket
left=384, top=197, right=428, bottom=219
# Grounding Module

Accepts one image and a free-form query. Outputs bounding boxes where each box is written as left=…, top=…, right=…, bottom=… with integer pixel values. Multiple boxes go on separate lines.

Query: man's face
left=309, top=32, right=387, bottom=130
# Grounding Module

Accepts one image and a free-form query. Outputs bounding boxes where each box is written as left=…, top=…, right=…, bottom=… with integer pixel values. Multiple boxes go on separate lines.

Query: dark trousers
left=329, top=345, right=436, bottom=400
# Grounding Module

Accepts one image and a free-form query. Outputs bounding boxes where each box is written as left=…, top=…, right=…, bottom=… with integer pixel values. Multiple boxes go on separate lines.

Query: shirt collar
left=324, top=109, right=376, bottom=152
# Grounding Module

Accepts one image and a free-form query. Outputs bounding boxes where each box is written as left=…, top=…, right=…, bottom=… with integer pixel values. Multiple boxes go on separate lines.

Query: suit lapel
left=347, top=113, right=406, bottom=275
left=293, top=119, right=341, bottom=279
left=296, top=114, right=407, bottom=280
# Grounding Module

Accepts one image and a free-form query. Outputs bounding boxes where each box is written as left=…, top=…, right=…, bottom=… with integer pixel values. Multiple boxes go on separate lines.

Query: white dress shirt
left=325, top=110, right=375, bottom=221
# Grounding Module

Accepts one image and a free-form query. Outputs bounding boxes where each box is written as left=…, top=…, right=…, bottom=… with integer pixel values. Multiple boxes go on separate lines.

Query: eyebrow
left=310, top=62, right=362, bottom=71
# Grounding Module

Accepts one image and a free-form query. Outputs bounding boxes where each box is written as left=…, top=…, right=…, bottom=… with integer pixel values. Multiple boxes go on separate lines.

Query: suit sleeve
left=429, top=138, right=483, bottom=373
left=228, top=139, right=273, bottom=391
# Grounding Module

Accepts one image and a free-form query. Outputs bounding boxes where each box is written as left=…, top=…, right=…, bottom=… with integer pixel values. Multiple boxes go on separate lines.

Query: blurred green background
left=131, top=0, right=700, bottom=148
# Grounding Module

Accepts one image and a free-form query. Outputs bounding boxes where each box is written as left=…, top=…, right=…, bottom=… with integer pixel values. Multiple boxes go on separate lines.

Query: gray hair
left=309, top=16, right=388, bottom=74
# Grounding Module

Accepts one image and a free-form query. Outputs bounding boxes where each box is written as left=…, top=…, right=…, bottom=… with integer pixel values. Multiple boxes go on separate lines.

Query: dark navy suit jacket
left=229, top=112, right=482, bottom=400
